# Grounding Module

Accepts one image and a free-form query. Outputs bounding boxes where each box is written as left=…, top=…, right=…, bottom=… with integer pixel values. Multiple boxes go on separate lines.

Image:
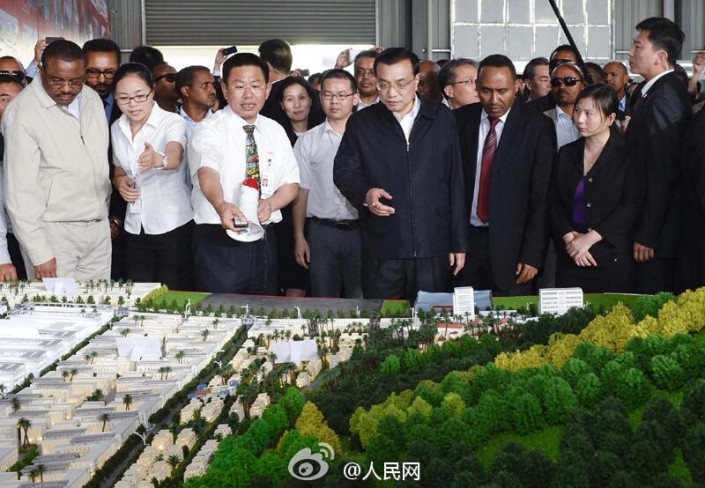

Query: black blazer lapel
left=492, top=102, right=521, bottom=176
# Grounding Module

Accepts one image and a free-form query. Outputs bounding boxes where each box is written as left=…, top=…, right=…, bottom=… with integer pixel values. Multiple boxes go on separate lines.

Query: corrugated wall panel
left=144, top=0, right=376, bottom=46
left=109, top=0, right=143, bottom=58
left=614, top=0, right=661, bottom=56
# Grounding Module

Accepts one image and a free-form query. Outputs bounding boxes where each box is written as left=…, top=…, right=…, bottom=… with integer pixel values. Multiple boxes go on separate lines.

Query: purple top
left=572, top=176, right=587, bottom=228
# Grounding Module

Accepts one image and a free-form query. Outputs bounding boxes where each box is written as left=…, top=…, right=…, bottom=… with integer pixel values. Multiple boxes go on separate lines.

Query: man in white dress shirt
left=189, top=53, right=299, bottom=293
left=292, top=69, right=362, bottom=298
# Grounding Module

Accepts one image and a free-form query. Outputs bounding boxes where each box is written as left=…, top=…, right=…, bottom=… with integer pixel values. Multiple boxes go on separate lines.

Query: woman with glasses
left=549, top=84, right=643, bottom=292
left=110, top=62, right=194, bottom=290
left=271, top=77, right=324, bottom=297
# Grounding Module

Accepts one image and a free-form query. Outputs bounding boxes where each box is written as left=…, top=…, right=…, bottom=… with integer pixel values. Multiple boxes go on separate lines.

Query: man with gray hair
left=439, top=58, right=479, bottom=109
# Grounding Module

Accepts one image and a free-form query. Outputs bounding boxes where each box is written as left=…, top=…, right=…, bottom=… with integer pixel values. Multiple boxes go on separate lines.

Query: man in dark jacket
left=454, top=54, right=556, bottom=294
left=625, top=17, right=690, bottom=293
left=334, top=47, right=467, bottom=300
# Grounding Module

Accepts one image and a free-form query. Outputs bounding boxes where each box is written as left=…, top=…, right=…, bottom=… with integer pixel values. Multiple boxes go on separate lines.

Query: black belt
left=309, top=216, right=359, bottom=230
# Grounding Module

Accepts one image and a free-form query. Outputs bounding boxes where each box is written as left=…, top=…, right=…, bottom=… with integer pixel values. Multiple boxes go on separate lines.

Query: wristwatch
left=158, top=151, right=168, bottom=169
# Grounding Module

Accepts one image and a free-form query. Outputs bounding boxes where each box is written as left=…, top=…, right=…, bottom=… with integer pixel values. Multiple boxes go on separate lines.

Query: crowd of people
left=0, top=15, right=703, bottom=301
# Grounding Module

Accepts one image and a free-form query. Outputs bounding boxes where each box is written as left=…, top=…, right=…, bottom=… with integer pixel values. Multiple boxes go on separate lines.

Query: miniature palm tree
left=201, top=329, right=209, bottom=342
left=36, top=464, right=45, bottom=482
left=175, top=350, right=185, bottom=364
left=220, top=363, right=234, bottom=385
left=0, top=383, right=6, bottom=399
left=28, top=468, right=38, bottom=483
left=212, top=319, right=219, bottom=329
left=123, top=394, right=133, bottom=411
left=158, top=367, right=166, bottom=380
left=99, top=413, right=110, bottom=432
left=164, top=366, right=172, bottom=380
left=69, top=368, right=78, bottom=382
left=90, top=351, right=99, bottom=364
left=61, top=370, right=70, bottom=382
left=167, top=454, right=180, bottom=474
left=10, top=397, right=20, bottom=413
left=121, top=328, right=130, bottom=337
left=17, top=417, right=31, bottom=447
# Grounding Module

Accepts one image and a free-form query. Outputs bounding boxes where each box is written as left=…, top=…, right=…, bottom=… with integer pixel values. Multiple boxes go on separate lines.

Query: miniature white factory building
left=539, top=288, right=584, bottom=315
left=453, top=286, right=475, bottom=320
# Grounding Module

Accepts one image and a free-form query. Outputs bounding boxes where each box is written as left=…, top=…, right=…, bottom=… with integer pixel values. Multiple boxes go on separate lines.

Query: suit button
left=588, top=178, right=593, bottom=183
left=586, top=203, right=592, bottom=208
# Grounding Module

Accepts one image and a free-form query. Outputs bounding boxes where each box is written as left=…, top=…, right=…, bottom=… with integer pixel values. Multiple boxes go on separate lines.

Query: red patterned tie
left=476, top=117, right=499, bottom=223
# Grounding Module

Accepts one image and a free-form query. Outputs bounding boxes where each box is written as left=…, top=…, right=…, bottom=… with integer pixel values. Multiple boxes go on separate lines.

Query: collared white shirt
left=618, top=95, right=627, bottom=113
left=555, top=105, right=580, bottom=150
left=188, top=106, right=300, bottom=226
left=471, top=108, right=511, bottom=227
left=392, top=96, right=421, bottom=143
left=111, top=102, right=191, bottom=235
left=641, top=69, right=674, bottom=97
left=294, top=120, right=357, bottom=220
left=356, top=96, right=379, bottom=111
left=180, top=107, right=214, bottom=188
left=66, top=92, right=82, bottom=121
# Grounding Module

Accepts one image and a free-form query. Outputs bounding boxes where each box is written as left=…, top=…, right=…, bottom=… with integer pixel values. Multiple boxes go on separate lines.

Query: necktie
left=476, top=117, right=500, bottom=223
left=243, top=125, right=260, bottom=187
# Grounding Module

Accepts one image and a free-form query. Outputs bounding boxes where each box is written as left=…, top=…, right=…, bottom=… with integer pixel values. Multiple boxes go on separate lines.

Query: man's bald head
left=603, top=61, right=629, bottom=99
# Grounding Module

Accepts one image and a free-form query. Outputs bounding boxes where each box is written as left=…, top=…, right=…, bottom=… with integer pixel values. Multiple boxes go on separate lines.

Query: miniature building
left=453, top=286, right=475, bottom=319
left=539, top=288, right=584, bottom=316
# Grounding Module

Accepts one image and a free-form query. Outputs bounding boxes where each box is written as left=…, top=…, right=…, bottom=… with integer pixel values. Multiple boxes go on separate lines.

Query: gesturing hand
left=364, top=188, right=395, bottom=217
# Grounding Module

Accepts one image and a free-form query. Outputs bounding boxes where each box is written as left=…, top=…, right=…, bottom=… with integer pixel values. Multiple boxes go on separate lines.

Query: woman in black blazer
left=549, top=84, right=644, bottom=292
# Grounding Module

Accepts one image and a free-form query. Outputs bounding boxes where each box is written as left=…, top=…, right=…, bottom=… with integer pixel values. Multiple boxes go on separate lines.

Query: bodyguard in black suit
left=334, top=48, right=467, bottom=300
left=550, top=85, right=644, bottom=292
left=454, top=55, right=556, bottom=294
left=625, top=17, right=690, bottom=293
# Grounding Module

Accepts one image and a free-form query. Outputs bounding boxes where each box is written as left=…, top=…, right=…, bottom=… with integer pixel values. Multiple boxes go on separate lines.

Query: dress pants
left=362, top=255, right=448, bottom=300
left=307, top=218, right=362, bottom=298
left=193, top=224, right=277, bottom=294
left=636, top=257, right=675, bottom=294
left=459, top=225, right=532, bottom=296
left=125, top=221, right=194, bottom=291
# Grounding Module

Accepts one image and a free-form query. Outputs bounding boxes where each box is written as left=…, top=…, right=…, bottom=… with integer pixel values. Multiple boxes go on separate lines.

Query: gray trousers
left=308, top=219, right=362, bottom=298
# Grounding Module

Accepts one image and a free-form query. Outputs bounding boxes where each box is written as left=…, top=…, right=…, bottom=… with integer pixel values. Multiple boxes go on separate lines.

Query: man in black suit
left=454, top=54, right=556, bottom=295
left=625, top=17, right=690, bottom=294
left=82, top=39, right=127, bottom=280
left=334, top=48, right=466, bottom=300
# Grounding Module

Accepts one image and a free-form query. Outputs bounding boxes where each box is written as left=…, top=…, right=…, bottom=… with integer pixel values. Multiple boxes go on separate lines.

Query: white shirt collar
left=641, top=69, right=674, bottom=97
left=480, top=106, right=511, bottom=123
left=392, top=95, right=421, bottom=123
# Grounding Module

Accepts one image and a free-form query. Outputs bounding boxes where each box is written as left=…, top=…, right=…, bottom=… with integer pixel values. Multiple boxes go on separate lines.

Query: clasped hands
left=563, top=231, right=600, bottom=267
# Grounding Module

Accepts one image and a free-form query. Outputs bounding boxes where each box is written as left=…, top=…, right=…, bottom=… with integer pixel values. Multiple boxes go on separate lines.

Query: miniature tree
left=175, top=350, right=185, bottom=364
left=17, top=417, right=31, bottom=447
left=201, top=329, right=210, bottom=342
left=167, top=454, right=181, bottom=474
left=99, top=413, right=110, bottom=432
left=123, top=394, right=133, bottom=411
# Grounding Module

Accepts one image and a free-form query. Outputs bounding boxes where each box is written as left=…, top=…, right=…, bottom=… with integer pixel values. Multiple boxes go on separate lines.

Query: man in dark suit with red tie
left=454, top=54, right=556, bottom=295
left=624, top=17, right=690, bottom=294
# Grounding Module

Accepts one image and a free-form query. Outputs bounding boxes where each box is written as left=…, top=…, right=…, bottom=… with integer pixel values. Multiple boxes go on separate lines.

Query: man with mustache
left=544, top=63, right=585, bottom=150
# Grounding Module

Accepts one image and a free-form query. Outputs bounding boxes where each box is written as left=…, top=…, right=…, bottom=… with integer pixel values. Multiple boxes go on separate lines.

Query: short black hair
left=479, top=54, right=516, bottom=80
left=112, top=62, right=154, bottom=91
left=438, top=58, right=479, bottom=91
left=176, top=65, right=211, bottom=97
left=129, top=45, right=164, bottom=70
left=575, top=83, right=617, bottom=119
left=550, top=44, right=579, bottom=61
left=584, top=62, right=606, bottom=83
left=222, top=52, right=269, bottom=84
left=308, top=72, right=322, bottom=86
left=82, top=38, right=121, bottom=65
left=374, top=47, right=420, bottom=76
left=319, top=68, right=357, bottom=93
left=41, top=39, right=85, bottom=67
left=636, top=17, right=685, bottom=67
left=258, top=39, right=292, bottom=74
left=354, top=49, right=378, bottom=70
left=0, top=73, right=24, bottom=90
left=523, top=57, right=549, bottom=80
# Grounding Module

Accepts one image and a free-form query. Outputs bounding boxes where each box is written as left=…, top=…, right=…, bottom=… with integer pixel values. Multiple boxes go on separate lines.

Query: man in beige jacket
left=2, top=40, right=111, bottom=280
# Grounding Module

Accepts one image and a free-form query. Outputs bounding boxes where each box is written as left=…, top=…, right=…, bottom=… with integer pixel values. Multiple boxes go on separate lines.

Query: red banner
left=0, top=0, right=110, bottom=67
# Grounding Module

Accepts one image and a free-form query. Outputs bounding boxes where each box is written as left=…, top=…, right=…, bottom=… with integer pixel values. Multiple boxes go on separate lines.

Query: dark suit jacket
left=454, top=101, right=556, bottom=291
left=526, top=93, right=556, bottom=113
left=624, top=72, right=690, bottom=257
left=550, top=132, right=644, bottom=263
left=334, top=98, right=467, bottom=260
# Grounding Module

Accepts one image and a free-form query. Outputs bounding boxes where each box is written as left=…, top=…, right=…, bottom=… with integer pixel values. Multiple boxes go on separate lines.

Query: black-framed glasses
left=551, top=76, right=581, bottom=87
left=86, top=68, right=116, bottom=79
left=321, top=92, right=355, bottom=101
left=154, top=73, right=176, bottom=83
left=376, top=78, right=414, bottom=92
left=115, top=90, right=153, bottom=105
left=0, top=70, right=26, bottom=82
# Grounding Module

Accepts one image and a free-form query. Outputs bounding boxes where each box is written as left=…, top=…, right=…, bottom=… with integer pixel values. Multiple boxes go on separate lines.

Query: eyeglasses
left=47, top=77, right=84, bottom=88
left=376, top=78, right=414, bottom=92
left=550, top=77, right=581, bottom=87
left=0, top=70, right=25, bottom=82
left=320, top=92, right=355, bottom=101
left=86, top=68, right=116, bottom=79
left=355, top=68, right=375, bottom=78
left=449, top=78, right=475, bottom=87
left=116, top=90, right=153, bottom=105
left=154, top=73, right=176, bottom=83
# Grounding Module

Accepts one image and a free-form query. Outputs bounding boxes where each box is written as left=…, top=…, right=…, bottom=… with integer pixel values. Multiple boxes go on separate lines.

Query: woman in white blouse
left=111, top=62, right=193, bottom=290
